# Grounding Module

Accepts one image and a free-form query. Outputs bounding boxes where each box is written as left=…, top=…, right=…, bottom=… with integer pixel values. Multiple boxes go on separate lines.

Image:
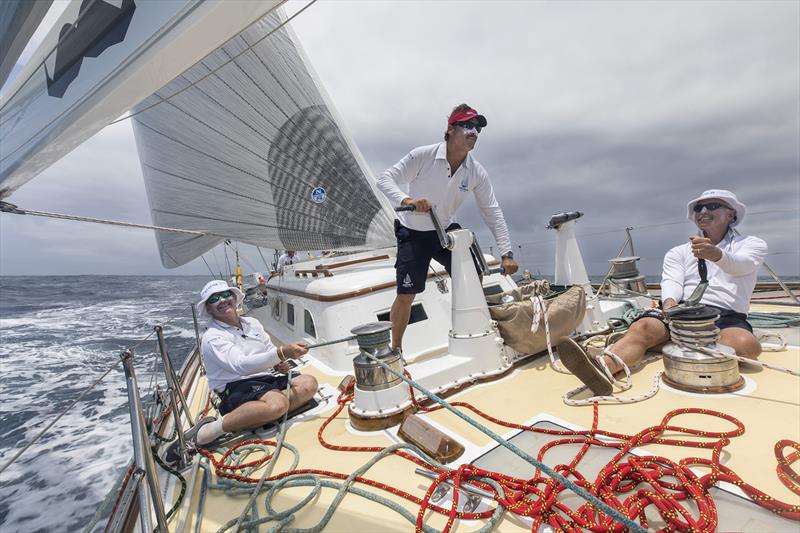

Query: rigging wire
left=210, top=246, right=225, bottom=279
left=200, top=254, right=218, bottom=278
left=223, top=241, right=233, bottom=282
left=0, top=202, right=207, bottom=235
left=237, top=249, right=260, bottom=274
left=256, top=246, right=273, bottom=273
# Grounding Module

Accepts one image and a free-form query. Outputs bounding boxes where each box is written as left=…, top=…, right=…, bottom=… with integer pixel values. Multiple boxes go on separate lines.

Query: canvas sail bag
left=488, top=282, right=586, bottom=354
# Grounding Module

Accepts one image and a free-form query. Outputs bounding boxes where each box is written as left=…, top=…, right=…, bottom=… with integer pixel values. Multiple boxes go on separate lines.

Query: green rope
left=152, top=447, right=188, bottom=532
left=232, top=378, right=295, bottom=532
left=211, top=441, right=506, bottom=533
left=748, top=312, right=800, bottom=328
left=605, top=303, right=644, bottom=330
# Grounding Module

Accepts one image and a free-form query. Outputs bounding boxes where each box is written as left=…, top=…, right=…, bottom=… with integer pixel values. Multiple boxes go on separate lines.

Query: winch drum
left=350, top=321, right=404, bottom=392
left=661, top=342, right=744, bottom=393
left=353, top=352, right=404, bottom=391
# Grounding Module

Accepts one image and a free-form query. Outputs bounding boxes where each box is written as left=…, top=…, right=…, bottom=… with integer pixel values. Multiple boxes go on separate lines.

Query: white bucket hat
left=196, top=280, right=244, bottom=323
left=686, top=189, right=746, bottom=227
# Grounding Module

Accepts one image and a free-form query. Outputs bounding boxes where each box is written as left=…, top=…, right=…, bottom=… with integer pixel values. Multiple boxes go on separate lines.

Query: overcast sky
left=1, top=0, right=798, bottom=277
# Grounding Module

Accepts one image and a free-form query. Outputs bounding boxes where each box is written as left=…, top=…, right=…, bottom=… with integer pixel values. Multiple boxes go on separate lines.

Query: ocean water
left=2, top=273, right=796, bottom=532
left=0, top=276, right=212, bottom=532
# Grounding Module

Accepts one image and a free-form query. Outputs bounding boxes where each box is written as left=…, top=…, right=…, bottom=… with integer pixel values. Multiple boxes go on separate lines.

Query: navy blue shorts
left=711, top=306, right=753, bottom=332
left=218, top=374, right=289, bottom=415
left=633, top=305, right=753, bottom=333
left=394, top=220, right=481, bottom=294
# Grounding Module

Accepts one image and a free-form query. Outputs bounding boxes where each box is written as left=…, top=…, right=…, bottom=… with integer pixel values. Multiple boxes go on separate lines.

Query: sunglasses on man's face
left=454, top=122, right=482, bottom=133
left=207, top=290, right=234, bottom=305
left=692, top=202, right=730, bottom=213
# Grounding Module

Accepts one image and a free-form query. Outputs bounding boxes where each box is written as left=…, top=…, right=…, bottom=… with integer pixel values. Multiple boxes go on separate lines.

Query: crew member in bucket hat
left=376, top=103, right=518, bottom=353
left=164, top=280, right=318, bottom=464
left=556, top=189, right=767, bottom=398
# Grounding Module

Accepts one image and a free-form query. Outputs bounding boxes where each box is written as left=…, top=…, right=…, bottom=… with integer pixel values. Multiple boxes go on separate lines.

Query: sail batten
left=132, top=8, right=395, bottom=268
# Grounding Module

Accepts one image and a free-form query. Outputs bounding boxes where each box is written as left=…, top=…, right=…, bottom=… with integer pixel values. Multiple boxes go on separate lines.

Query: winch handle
left=395, top=204, right=505, bottom=274
left=667, top=231, right=710, bottom=315
left=394, top=204, right=450, bottom=249
left=698, top=229, right=710, bottom=282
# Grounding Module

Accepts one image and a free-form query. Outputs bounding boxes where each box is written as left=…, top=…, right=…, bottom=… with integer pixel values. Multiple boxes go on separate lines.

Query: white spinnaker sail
left=131, top=8, right=396, bottom=268
left=0, top=0, right=283, bottom=198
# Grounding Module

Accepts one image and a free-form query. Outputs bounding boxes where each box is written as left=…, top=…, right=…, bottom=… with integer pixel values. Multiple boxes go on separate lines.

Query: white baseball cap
left=686, top=189, right=746, bottom=227
left=196, top=280, right=244, bottom=322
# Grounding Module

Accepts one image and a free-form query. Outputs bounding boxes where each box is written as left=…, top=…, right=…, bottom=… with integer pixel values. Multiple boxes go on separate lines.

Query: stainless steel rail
left=121, top=349, right=168, bottom=532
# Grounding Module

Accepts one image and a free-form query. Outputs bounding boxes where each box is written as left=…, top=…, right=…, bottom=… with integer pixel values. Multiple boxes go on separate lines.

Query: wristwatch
left=501, top=252, right=514, bottom=259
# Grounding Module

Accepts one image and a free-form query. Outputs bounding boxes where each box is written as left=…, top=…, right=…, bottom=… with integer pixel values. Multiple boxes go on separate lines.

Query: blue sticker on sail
left=311, top=186, right=327, bottom=203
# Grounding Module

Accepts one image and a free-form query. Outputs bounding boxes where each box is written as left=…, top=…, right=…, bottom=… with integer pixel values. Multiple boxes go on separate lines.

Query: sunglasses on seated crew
left=453, top=121, right=482, bottom=133
left=692, top=202, right=731, bottom=213
left=207, top=290, right=234, bottom=304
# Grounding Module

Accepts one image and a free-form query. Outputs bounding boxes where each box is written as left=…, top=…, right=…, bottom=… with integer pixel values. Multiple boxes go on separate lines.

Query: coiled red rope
left=196, top=383, right=799, bottom=532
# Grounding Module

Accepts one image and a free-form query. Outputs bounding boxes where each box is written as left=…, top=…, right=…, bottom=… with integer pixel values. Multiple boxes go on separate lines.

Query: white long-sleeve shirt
left=376, top=142, right=512, bottom=255
left=660, top=231, right=767, bottom=314
left=201, top=317, right=280, bottom=391
left=277, top=253, right=297, bottom=273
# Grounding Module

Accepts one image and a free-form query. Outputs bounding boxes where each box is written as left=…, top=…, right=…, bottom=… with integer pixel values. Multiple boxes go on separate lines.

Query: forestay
left=131, top=8, right=395, bottom=267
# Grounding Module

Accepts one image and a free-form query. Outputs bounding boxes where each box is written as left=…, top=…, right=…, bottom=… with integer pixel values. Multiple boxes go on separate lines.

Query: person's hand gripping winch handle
left=685, top=230, right=710, bottom=305
left=394, top=204, right=506, bottom=274
left=665, top=231, right=709, bottom=317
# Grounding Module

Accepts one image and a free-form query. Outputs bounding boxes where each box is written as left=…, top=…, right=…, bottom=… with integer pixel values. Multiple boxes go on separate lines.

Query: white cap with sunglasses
left=686, top=189, right=746, bottom=227
left=196, top=280, right=244, bottom=322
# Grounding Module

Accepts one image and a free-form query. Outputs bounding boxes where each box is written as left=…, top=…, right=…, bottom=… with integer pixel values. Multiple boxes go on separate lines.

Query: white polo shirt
left=376, top=142, right=512, bottom=255
left=660, top=231, right=767, bottom=314
left=201, top=317, right=280, bottom=391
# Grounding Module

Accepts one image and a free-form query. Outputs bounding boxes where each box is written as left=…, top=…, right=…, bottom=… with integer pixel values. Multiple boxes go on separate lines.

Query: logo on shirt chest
left=458, top=176, right=469, bottom=192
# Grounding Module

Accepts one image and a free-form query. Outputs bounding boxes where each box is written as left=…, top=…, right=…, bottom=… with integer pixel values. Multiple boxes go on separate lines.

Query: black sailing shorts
left=219, top=374, right=289, bottom=415
left=394, top=219, right=480, bottom=294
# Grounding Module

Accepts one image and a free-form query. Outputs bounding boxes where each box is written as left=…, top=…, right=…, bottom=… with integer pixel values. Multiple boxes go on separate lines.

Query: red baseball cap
left=447, top=106, right=487, bottom=127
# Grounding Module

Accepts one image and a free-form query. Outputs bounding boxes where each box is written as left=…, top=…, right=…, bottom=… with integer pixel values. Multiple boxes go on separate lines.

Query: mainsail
left=0, top=0, right=283, bottom=197
left=0, top=0, right=53, bottom=88
left=131, top=8, right=396, bottom=267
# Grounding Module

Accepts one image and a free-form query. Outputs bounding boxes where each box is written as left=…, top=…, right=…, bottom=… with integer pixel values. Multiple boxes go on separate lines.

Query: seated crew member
left=376, top=103, right=519, bottom=352
left=165, top=280, right=318, bottom=462
left=557, top=189, right=767, bottom=396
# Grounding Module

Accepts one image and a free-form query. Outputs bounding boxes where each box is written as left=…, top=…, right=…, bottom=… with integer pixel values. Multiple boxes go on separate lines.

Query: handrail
left=155, top=326, right=195, bottom=467
left=120, top=350, right=169, bottom=531
left=315, top=254, right=390, bottom=270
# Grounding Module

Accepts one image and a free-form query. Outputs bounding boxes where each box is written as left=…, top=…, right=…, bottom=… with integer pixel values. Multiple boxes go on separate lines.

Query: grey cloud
left=1, top=1, right=797, bottom=277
